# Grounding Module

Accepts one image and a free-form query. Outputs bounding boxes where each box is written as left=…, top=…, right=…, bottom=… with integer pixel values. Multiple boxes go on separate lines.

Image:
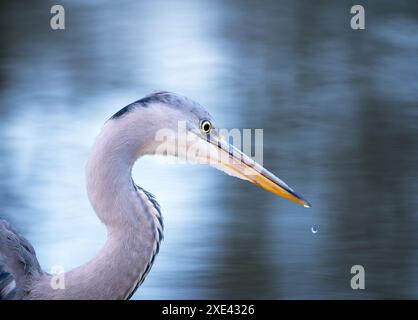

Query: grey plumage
left=0, top=219, right=43, bottom=299
left=126, top=184, right=163, bottom=300
left=110, top=91, right=211, bottom=120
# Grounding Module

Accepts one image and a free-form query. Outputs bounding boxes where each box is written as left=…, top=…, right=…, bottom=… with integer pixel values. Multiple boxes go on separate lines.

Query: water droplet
left=311, top=226, right=318, bottom=234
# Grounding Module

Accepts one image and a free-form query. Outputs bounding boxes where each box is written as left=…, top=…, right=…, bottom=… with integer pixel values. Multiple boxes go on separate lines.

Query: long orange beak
left=204, top=133, right=311, bottom=208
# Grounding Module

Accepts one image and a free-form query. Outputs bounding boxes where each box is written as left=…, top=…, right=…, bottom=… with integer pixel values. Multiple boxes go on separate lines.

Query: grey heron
left=0, top=91, right=310, bottom=300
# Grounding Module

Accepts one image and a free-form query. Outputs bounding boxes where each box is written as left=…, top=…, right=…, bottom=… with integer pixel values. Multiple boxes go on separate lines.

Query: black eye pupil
left=201, top=121, right=211, bottom=133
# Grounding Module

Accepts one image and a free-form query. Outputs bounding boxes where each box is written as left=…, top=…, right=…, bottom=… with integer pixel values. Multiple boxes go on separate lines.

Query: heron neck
left=80, top=123, right=158, bottom=299
left=41, top=122, right=158, bottom=299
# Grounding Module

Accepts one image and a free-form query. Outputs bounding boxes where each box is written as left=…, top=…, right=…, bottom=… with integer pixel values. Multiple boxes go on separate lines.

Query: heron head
left=109, top=91, right=310, bottom=208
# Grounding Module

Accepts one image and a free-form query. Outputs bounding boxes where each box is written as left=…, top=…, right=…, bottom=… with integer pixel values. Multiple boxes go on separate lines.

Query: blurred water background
left=0, top=0, right=417, bottom=299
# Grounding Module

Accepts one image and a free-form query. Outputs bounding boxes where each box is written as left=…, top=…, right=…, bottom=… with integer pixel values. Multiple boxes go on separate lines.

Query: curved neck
left=31, top=121, right=162, bottom=299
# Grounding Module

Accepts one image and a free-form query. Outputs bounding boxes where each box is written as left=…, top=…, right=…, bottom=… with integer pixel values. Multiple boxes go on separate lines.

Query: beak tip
left=303, top=202, right=312, bottom=208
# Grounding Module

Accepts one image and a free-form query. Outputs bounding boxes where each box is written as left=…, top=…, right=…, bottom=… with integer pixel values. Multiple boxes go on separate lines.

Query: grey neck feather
left=29, top=118, right=163, bottom=299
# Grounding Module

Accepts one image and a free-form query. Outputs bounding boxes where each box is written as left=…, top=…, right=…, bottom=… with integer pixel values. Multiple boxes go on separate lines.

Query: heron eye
left=200, top=120, right=212, bottom=134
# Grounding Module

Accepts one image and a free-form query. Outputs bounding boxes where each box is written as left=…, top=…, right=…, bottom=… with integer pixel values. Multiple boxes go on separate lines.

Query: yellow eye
left=200, top=120, right=212, bottom=134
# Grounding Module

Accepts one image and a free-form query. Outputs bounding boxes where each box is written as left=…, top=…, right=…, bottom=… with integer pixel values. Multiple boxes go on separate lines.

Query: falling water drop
left=311, top=225, right=318, bottom=234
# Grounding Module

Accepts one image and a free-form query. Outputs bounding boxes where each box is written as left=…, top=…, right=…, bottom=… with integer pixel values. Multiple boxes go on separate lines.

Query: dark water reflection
left=0, top=0, right=417, bottom=299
